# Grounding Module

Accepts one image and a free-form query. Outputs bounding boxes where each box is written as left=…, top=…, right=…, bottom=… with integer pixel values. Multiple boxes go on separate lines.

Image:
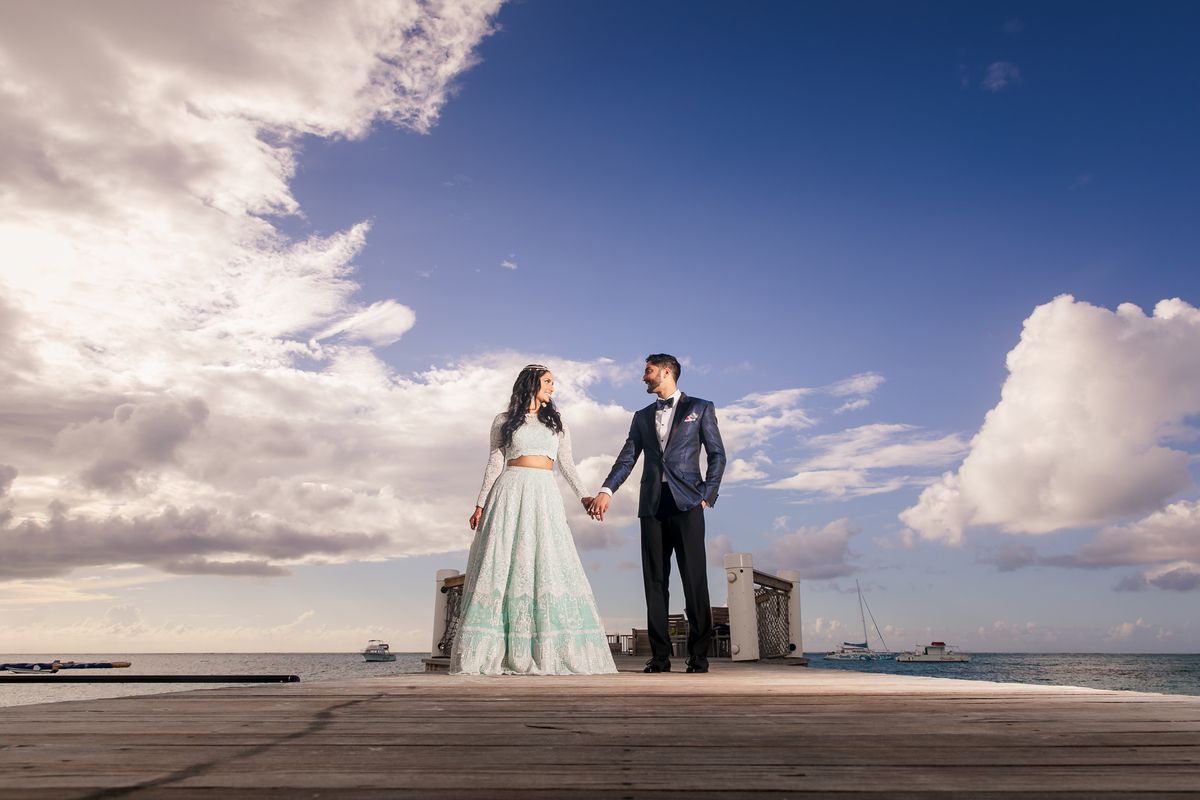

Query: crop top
left=475, top=412, right=589, bottom=507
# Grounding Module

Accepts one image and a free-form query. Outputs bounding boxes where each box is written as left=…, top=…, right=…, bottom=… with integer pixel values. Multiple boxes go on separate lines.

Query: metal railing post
left=724, top=552, right=760, bottom=661
left=779, top=568, right=803, bottom=658
left=431, top=568, right=460, bottom=658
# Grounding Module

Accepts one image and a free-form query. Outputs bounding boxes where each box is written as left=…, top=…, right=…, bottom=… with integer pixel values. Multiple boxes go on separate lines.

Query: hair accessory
left=523, top=363, right=548, bottom=371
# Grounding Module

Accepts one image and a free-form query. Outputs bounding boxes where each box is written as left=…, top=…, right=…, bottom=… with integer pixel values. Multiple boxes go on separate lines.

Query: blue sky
left=2, top=1, right=1198, bottom=653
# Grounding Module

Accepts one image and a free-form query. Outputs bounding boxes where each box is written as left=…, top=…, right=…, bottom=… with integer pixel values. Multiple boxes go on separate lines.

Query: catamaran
left=824, top=580, right=893, bottom=661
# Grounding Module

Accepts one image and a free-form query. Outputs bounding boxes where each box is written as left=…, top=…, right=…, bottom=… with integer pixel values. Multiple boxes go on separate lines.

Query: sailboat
left=824, top=580, right=893, bottom=661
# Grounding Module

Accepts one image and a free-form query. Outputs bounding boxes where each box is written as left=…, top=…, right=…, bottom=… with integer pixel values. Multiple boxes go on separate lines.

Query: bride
left=451, top=364, right=617, bottom=675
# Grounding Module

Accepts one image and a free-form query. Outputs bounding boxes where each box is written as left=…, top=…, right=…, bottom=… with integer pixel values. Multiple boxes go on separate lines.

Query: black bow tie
left=656, top=397, right=675, bottom=411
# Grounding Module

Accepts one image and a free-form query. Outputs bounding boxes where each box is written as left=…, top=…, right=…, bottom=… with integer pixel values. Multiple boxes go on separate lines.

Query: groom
left=589, top=354, right=726, bottom=673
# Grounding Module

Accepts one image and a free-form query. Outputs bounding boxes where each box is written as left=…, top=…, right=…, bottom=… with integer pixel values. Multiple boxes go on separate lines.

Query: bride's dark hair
left=500, top=364, right=563, bottom=449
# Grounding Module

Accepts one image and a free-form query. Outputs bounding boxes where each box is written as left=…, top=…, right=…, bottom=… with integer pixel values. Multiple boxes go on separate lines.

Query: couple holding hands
left=451, top=354, right=726, bottom=676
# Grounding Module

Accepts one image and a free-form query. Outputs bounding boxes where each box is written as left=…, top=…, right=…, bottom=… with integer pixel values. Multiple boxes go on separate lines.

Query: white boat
left=824, top=641, right=886, bottom=661
left=896, top=641, right=971, bottom=662
left=823, top=580, right=893, bottom=661
left=361, top=640, right=397, bottom=662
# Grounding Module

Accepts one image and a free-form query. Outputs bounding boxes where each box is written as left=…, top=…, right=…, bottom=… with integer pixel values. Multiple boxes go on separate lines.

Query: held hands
left=579, top=494, right=704, bottom=522
left=587, top=493, right=610, bottom=521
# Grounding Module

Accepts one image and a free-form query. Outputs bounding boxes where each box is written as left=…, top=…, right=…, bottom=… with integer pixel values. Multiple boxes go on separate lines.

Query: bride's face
left=535, top=371, right=555, bottom=405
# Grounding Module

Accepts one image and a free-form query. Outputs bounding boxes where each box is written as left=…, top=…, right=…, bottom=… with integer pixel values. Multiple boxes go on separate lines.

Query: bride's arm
left=474, top=414, right=506, bottom=509
left=556, top=421, right=589, bottom=501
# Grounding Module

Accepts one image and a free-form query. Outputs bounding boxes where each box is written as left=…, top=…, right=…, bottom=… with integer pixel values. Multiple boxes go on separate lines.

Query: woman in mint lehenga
left=450, top=364, right=617, bottom=675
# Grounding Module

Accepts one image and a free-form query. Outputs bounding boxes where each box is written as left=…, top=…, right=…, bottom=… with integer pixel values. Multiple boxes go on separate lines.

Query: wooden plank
left=1, top=659, right=1196, bottom=798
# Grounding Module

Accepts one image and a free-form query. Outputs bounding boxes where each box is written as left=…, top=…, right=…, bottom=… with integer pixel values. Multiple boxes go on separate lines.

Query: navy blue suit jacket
left=601, top=393, right=727, bottom=517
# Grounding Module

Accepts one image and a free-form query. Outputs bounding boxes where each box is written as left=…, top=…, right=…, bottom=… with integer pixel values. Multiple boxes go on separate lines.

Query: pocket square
left=683, top=412, right=699, bottom=423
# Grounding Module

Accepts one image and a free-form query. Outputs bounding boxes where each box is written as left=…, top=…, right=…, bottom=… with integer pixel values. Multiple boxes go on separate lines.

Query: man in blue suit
left=589, top=354, right=726, bottom=673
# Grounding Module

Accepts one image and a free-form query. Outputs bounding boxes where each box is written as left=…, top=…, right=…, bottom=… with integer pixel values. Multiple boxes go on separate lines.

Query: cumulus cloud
left=768, top=423, right=967, bottom=499
left=902, top=296, right=1200, bottom=544
left=762, top=518, right=859, bottom=580
left=0, top=1, right=515, bottom=582
left=982, top=61, right=1021, bottom=91
left=1076, top=500, right=1200, bottom=567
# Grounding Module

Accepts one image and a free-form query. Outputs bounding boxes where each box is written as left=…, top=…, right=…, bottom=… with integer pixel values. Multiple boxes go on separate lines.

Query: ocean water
left=806, top=651, right=1200, bottom=696
left=3, top=651, right=1198, bottom=708
left=0, top=652, right=427, bottom=708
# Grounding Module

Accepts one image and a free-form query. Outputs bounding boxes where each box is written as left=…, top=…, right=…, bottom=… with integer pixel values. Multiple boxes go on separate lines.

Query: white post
left=779, top=569, right=803, bottom=658
left=724, top=552, right=759, bottom=662
left=431, top=569, right=460, bottom=657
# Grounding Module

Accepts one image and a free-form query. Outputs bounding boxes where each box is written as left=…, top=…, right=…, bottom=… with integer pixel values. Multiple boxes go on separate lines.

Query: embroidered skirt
left=450, top=466, right=617, bottom=675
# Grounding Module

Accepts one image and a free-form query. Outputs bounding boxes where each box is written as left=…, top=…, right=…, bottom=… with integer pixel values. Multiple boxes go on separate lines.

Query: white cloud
left=724, top=451, right=772, bottom=484
left=834, top=398, right=870, bottom=414
left=768, top=423, right=967, bottom=499
left=706, top=534, right=734, bottom=564
left=982, top=61, right=1021, bottom=91
left=1104, top=617, right=1174, bottom=644
left=826, top=372, right=885, bottom=397
left=720, top=388, right=816, bottom=450
left=0, top=0, right=516, bottom=584
left=501, top=255, right=518, bottom=269
left=761, top=518, right=859, bottom=580
left=1076, top=500, right=1200, bottom=567
left=314, top=300, right=417, bottom=346
left=902, top=296, right=1200, bottom=544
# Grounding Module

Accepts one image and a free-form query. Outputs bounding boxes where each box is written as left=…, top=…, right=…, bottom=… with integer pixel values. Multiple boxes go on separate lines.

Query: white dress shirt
left=653, top=389, right=682, bottom=455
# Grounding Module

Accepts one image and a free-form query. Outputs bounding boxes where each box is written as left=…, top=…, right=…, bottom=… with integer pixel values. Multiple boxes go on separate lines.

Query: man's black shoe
left=685, top=663, right=709, bottom=673
left=643, top=661, right=671, bottom=673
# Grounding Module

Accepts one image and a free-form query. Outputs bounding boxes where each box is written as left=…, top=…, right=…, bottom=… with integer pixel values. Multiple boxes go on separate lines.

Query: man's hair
left=646, top=353, right=681, bottom=381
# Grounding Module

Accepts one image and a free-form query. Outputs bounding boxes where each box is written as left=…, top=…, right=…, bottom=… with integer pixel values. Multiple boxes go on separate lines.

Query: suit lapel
left=665, top=393, right=690, bottom=451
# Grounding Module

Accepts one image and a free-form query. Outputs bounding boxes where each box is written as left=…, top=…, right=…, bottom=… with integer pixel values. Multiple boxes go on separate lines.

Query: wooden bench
left=630, top=607, right=732, bottom=659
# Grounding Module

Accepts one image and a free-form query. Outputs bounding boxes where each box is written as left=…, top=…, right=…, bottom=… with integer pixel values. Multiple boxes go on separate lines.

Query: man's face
left=643, top=363, right=670, bottom=393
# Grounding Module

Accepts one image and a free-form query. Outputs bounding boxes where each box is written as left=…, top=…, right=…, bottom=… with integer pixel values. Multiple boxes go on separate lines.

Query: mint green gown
left=450, top=413, right=617, bottom=675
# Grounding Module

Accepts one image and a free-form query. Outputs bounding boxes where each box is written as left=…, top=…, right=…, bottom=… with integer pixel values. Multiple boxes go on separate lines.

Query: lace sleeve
left=556, top=421, right=588, bottom=501
left=475, top=414, right=506, bottom=508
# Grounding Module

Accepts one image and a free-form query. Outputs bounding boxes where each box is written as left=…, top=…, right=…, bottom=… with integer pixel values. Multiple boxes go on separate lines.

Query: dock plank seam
left=76, top=694, right=385, bottom=800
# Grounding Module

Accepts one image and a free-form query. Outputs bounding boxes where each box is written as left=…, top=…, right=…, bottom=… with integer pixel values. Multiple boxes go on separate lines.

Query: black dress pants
left=640, top=487, right=712, bottom=667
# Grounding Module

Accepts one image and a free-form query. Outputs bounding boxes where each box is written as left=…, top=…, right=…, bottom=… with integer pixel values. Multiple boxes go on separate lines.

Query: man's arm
left=598, top=415, right=643, bottom=496
left=700, top=401, right=726, bottom=507
left=590, top=416, right=643, bottom=519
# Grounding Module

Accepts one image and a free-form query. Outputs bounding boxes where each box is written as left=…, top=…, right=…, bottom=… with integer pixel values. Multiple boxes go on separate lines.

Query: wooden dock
left=2, top=655, right=1198, bottom=798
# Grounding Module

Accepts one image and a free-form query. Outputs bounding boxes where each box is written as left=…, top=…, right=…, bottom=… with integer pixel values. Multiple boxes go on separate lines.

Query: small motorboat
left=361, top=640, right=397, bottom=662
left=896, top=641, right=971, bottom=662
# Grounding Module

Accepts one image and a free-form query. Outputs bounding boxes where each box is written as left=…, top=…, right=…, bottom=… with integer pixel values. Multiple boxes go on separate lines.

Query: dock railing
left=430, top=569, right=464, bottom=666
left=724, top=552, right=803, bottom=662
